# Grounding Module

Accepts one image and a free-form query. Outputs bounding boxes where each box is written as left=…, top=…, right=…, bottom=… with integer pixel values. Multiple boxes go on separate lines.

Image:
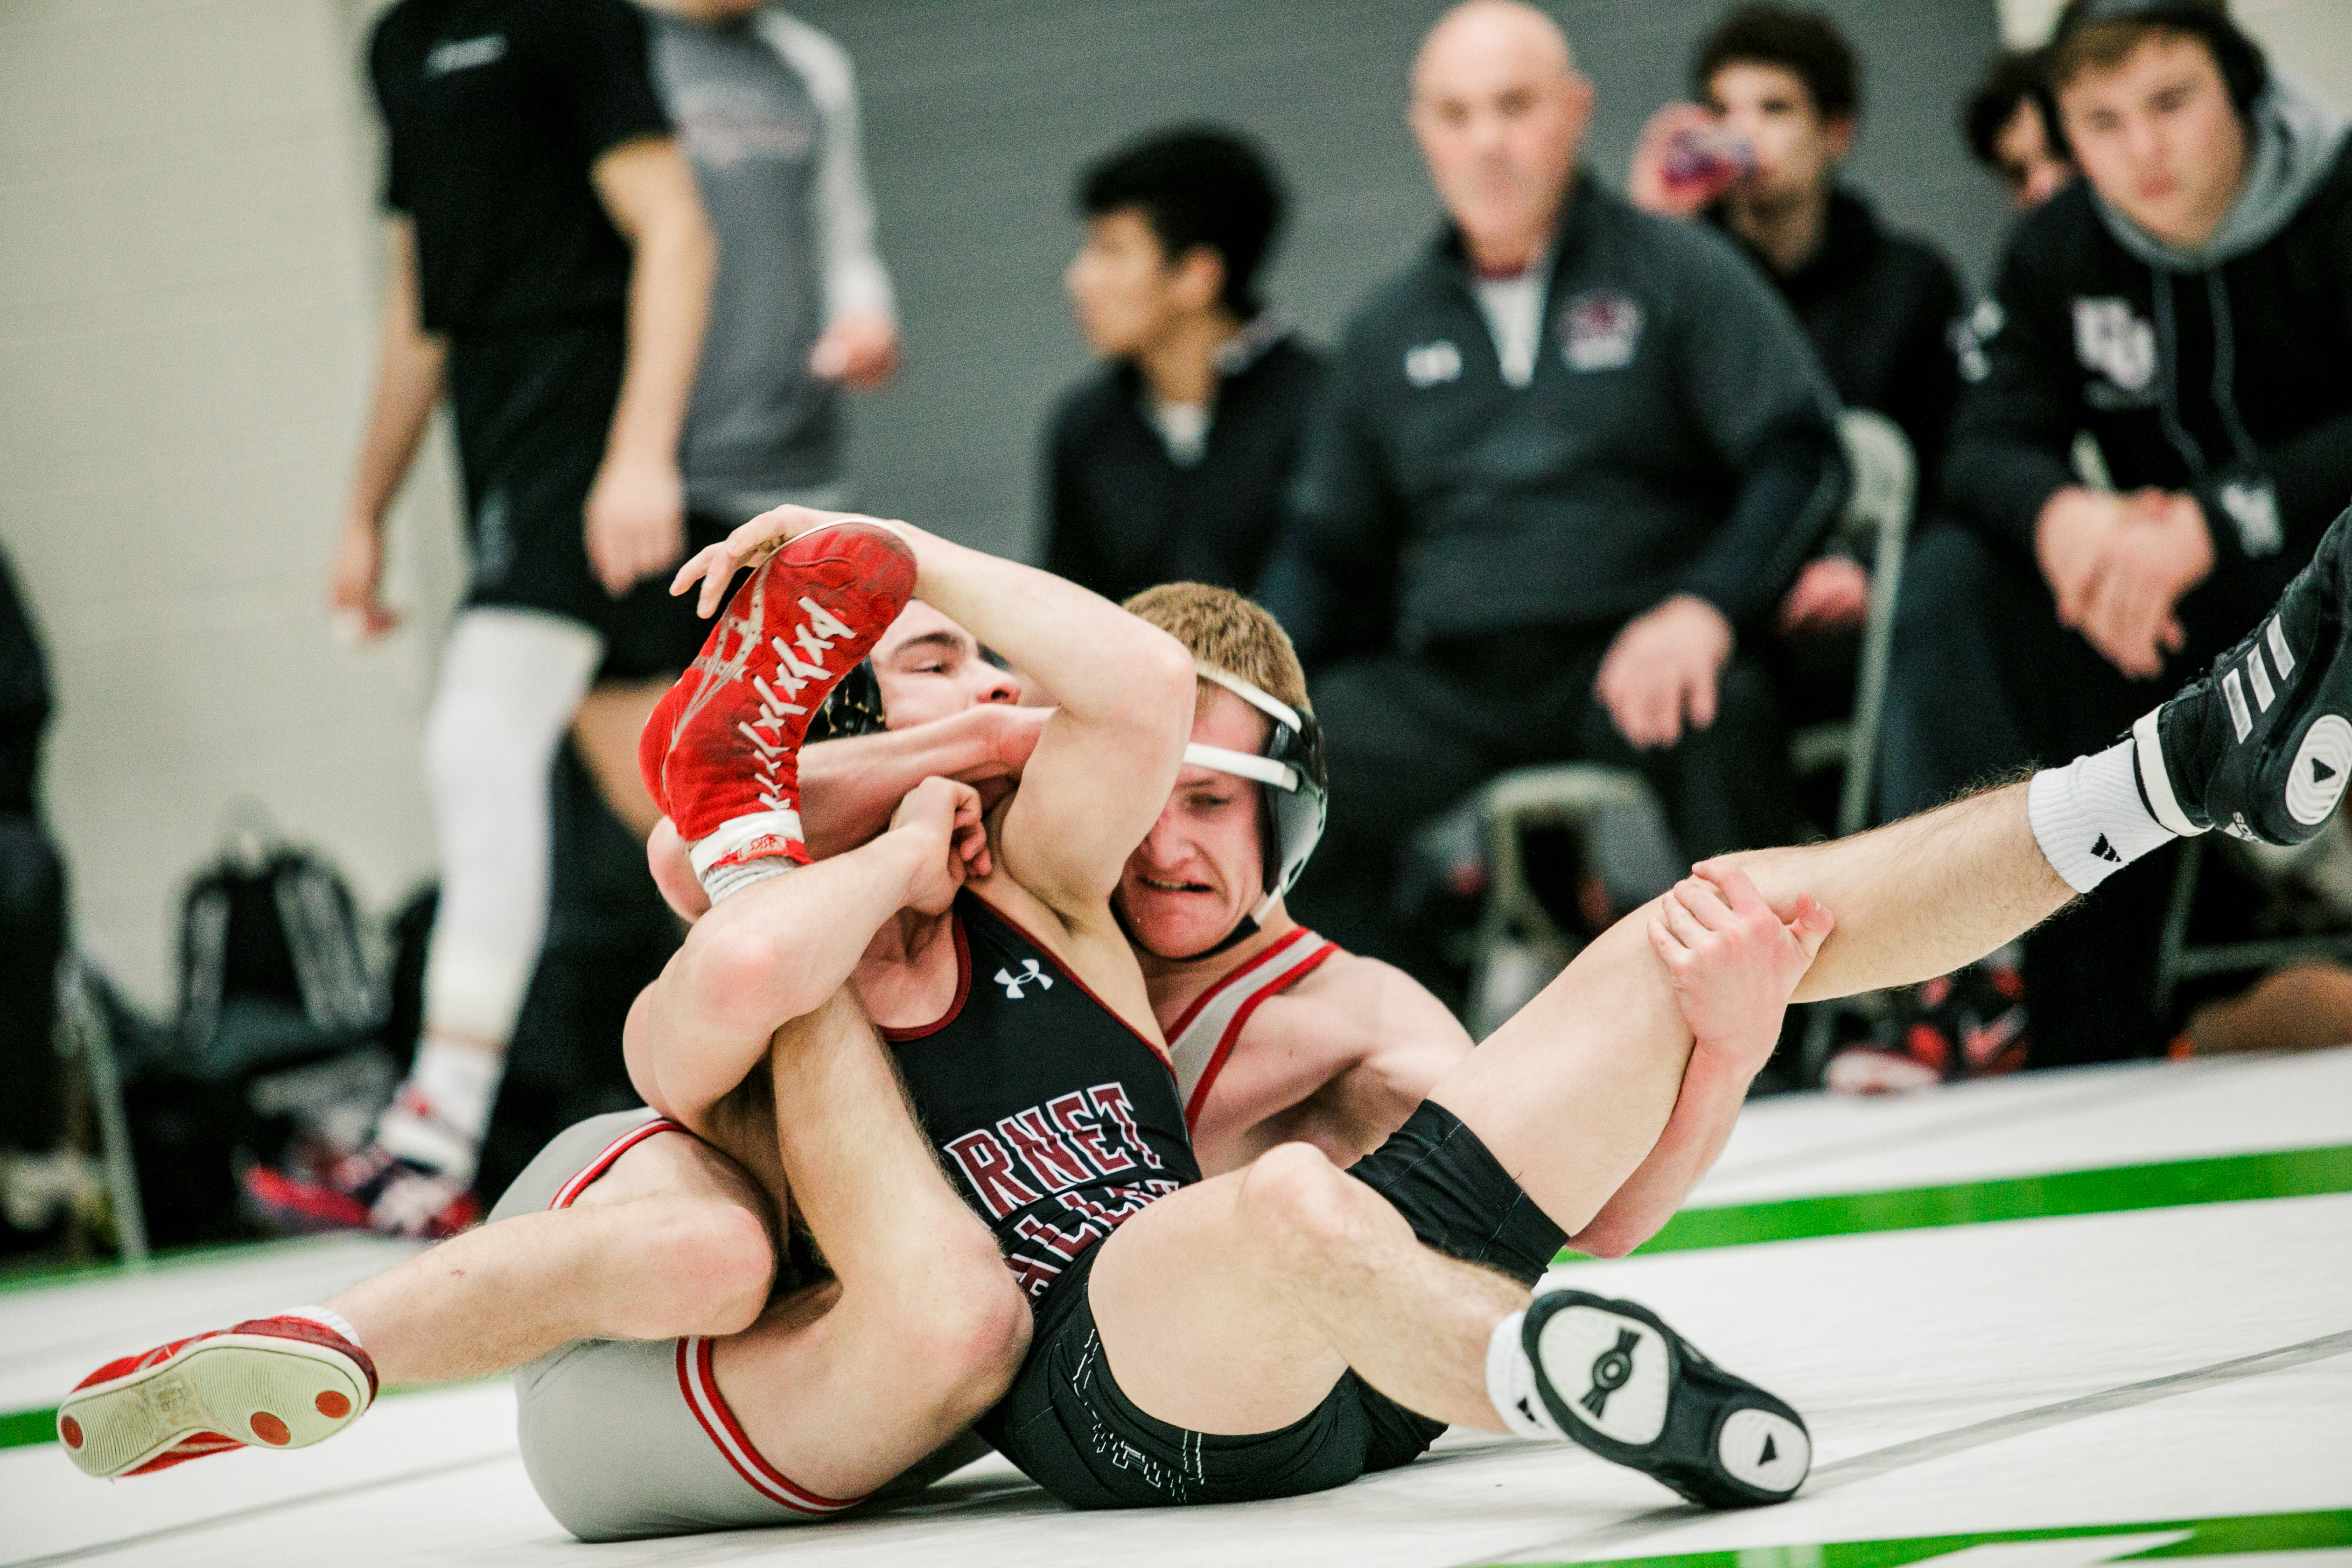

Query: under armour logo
left=1581, top=1329, right=1639, bottom=1417
left=995, top=959, right=1053, bottom=999
left=2090, top=834, right=2121, bottom=863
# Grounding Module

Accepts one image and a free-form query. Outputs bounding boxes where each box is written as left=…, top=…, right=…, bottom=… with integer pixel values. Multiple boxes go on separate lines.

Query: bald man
left=1271, top=0, right=1846, bottom=982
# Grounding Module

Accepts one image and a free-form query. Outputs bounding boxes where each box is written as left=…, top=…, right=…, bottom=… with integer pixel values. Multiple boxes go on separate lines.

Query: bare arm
left=624, top=778, right=982, bottom=1128
left=583, top=136, right=715, bottom=597
left=799, top=705, right=1046, bottom=860
left=678, top=510, right=1196, bottom=927
left=330, top=218, right=445, bottom=638
left=1569, top=866, right=1832, bottom=1258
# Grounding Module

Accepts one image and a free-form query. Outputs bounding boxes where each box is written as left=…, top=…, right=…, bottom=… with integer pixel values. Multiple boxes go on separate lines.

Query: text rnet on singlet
left=941, top=1080, right=1181, bottom=1298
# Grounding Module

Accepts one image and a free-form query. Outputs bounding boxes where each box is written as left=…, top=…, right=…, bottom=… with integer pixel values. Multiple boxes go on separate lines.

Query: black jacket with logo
left=1277, top=174, right=1842, bottom=660
left=1943, top=134, right=2352, bottom=599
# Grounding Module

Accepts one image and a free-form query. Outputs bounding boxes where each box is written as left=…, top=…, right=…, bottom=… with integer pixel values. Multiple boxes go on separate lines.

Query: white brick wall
left=0, top=0, right=463, bottom=1012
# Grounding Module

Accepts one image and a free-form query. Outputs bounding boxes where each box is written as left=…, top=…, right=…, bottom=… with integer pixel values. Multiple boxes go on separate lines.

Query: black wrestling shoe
left=2138, top=504, right=2352, bottom=846
left=1524, top=1289, right=1808, bottom=1509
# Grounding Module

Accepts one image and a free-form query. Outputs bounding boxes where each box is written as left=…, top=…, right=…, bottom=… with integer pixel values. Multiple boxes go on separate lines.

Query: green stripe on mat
left=0, top=1378, right=488, bottom=1455
left=0, top=1405, right=58, bottom=1450
left=1559, top=1142, right=2352, bottom=1262
left=1487, top=1506, right=2352, bottom=1568
left=4, top=1146, right=2344, bottom=1452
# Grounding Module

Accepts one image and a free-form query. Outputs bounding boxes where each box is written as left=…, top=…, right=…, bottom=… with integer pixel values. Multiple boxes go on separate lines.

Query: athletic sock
left=687, top=811, right=805, bottom=904
left=699, top=856, right=796, bottom=904
left=2028, top=739, right=2182, bottom=894
left=373, top=1037, right=503, bottom=1182
left=274, top=1305, right=364, bottom=1350
left=1485, top=1310, right=1566, bottom=1442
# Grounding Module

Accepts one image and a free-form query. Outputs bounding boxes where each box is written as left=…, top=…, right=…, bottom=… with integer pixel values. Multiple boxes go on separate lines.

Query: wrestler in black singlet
left=883, top=889, right=1448, bottom=1509
left=881, top=889, right=1199, bottom=1298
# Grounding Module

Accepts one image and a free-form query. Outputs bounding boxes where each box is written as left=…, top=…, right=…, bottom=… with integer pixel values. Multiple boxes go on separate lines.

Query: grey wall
left=798, top=0, right=2014, bottom=562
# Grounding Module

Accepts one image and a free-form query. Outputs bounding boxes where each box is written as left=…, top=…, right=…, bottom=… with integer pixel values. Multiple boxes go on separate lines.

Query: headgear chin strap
left=1127, top=662, right=1328, bottom=962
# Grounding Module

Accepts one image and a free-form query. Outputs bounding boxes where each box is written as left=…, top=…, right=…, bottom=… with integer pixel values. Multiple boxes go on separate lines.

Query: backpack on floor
left=176, top=840, right=378, bottom=1075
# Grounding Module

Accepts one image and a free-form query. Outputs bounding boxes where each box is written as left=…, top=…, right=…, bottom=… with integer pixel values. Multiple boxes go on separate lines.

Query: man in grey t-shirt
left=564, top=0, right=899, bottom=840
left=644, top=0, right=899, bottom=524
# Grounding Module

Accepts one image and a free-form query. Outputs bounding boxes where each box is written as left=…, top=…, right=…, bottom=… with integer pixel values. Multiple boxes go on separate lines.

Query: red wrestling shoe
left=59, top=1316, right=377, bottom=1478
left=640, top=521, right=915, bottom=885
left=1827, top=949, right=2028, bottom=1094
left=242, top=1148, right=480, bottom=1240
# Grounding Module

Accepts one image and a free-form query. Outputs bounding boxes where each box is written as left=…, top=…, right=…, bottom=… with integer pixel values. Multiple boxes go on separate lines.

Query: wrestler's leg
left=706, top=990, right=1030, bottom=1501
left=329, top=1130, right=776, bottom=1383
left=1432, top=782, right=2066, bottom=1232
left=57, top=1117, right=778, bottom=1479
left=1091, top=784, right=2073, bottom=1437
left=1088, top=1145, right=1524, bottom=1434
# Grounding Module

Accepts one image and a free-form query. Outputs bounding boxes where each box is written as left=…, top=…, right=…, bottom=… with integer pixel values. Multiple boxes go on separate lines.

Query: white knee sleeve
left=420, top=609, right=604, bottom=1043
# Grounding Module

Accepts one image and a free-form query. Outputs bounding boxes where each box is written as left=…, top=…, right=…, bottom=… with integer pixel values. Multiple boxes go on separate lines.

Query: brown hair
left=1121, top=582, right=1310, bottom=718
left=2047, top=14, right=2212, bottom=94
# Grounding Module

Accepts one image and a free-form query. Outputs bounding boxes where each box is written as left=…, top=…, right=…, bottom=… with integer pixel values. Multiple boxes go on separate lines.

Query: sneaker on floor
left=2142, top=502, right=2352, bottom=846
left=58, top=1316, right=376, bottom=1478
left=640, top=519, right=915, bottom=882
left=1524, top=1288, right=1809, bottom=1508
left=1827, top=952, right=2027, bottom=1094
left=242, top=1146, right=480, bottom=1240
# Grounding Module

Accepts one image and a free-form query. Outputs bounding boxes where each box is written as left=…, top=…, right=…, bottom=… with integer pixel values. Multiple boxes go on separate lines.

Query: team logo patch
left=2218, top=477, right=2283, bottom=557
left=1404, top=340, right=1462, bottom=387
left=995, top=959, right=1053, bottom=999
left=2072, top=297, right=2155, bottom=394
left=1559, top=290, right=1643, bottom=371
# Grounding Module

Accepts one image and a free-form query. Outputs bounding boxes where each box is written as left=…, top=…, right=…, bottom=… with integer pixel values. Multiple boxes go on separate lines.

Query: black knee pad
left=1348, top=1102, right=1567, bottom=1287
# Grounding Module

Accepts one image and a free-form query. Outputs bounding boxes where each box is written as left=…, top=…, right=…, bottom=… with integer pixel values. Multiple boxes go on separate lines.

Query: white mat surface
left=7, top=1050, right=2347, bottom=1568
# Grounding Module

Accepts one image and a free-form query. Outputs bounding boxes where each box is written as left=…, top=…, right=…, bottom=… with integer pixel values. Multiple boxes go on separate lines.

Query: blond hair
left=1122, top=582, right=1310, bottom=718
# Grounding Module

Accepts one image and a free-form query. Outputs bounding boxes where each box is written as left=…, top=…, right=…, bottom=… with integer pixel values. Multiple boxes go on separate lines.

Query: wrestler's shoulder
left=1263, top=948, right=1468, bottom=1050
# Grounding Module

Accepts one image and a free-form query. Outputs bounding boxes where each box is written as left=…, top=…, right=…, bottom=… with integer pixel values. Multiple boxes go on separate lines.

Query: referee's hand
left=584, top=451, right=686, bottom=597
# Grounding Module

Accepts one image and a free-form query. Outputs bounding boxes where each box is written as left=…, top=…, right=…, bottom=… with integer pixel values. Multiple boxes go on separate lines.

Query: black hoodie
left=1943, top=79, right=2352, bottom=602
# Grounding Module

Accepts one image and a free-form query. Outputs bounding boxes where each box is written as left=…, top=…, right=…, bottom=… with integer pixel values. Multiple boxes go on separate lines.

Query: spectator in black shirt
left=1632, top=5, right=1966, bottom=724
left=1964, top=49, right=2077, bottom=213
left=1042, top=127, right=1323, bottom=605
left=251, top=0, right=716, bottom=1239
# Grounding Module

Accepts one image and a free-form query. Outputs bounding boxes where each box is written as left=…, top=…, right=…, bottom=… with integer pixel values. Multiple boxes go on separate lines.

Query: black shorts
left=448, top=324, right=734, bottom=683
left=1348, top=1099, right=1569, bottom=1288
left=976, top=1104, right=1561, bottom=1510
left=977, top=1242, right=1446, bottom=1510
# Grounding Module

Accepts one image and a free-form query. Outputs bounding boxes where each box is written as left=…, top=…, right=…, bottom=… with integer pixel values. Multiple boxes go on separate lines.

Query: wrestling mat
left=7, top=1047, right=2347, bottom=1567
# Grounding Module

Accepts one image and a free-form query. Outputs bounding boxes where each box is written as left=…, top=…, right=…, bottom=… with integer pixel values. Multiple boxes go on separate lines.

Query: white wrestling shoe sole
left=59, top=1333, right=371, bottom=1478
left=1528, top=1291, right=1811, bottom=1508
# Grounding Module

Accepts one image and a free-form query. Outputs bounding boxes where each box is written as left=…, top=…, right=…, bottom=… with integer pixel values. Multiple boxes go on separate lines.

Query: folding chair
left=2150, top=836, right=2352, bottom=1020
left=54, top=953, right=150, bottom=1264
left=1457, top=411, right=1916, bottom=1058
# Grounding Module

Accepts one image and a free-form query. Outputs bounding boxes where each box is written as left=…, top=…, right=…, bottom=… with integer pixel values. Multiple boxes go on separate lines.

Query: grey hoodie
left=2093, top=74, right=2351, bottom=270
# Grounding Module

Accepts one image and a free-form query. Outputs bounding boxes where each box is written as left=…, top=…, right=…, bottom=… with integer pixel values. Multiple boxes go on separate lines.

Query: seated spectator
left=0, top=545, right=68, bottom=1253
left=1964, top=48, right=2076, bottom=212
left=1272, top=0, right=1842, bottom=982
left=1860, top=0, right=2352, bottom=1088
left=1631, top=4, right=1965, bottom=727
left=1043, top=126, right=1323, bottom=605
